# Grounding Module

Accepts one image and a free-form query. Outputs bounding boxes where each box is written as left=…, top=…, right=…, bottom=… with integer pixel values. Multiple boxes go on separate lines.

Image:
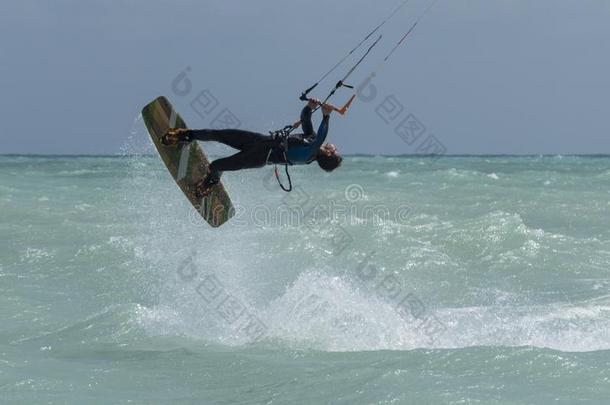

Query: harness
left=267, top=125, right=295, bottom=192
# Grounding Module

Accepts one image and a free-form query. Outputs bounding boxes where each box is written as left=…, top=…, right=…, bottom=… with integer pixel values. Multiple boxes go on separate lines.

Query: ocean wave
left=129, top=268, right=610, bottom=353
left=11, top=304, right=143, bottom=348
left=385, top=171, right=400, bottom=178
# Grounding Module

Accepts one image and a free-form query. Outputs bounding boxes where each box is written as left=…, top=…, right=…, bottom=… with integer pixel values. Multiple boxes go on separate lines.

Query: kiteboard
left=141, top=96, right=234, bottom=227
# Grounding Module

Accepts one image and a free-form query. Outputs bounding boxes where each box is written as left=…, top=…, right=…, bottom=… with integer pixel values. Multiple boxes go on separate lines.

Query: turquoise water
left=2, top=146, right=610, bottom=402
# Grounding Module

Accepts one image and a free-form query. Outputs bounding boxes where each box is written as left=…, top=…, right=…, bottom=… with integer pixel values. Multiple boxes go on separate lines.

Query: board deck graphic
left=141, top=96, right=233, bottom=227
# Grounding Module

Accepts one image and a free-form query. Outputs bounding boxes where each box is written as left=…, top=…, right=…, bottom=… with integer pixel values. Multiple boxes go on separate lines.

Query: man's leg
left=189, top=129, right=266, bottom=151
left=200, top=147, right=269, bottom=192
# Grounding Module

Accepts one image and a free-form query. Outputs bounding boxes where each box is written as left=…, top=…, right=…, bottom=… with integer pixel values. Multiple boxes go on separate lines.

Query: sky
left=0, top=0, right=608, bottom=155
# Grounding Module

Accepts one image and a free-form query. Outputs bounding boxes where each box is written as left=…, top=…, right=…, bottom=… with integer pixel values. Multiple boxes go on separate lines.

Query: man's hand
left=321, top=103, right=334, bottom=117
left=307, top=98, right=321, bottom=109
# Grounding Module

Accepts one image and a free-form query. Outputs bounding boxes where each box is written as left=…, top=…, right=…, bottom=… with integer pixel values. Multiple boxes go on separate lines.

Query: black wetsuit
left=187, top=105, right=330, bottom=186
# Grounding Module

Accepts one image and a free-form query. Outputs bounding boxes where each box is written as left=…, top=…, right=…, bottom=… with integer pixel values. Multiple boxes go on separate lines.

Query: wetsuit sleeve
left=308, top=115, right=330, bottom=152
left=300, top=105, right=315, bottom=136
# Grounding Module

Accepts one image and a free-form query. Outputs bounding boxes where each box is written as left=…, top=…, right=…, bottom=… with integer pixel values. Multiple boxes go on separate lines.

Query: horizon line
left=2, top=153, right=610, bottom=158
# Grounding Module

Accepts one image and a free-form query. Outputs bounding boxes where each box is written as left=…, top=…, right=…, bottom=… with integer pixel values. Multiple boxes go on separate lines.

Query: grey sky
left=1, top=0, right=608, bottom=155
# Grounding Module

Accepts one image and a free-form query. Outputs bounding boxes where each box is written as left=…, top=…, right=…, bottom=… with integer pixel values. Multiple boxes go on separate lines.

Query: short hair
left=317, top=151, right=343, bottom=172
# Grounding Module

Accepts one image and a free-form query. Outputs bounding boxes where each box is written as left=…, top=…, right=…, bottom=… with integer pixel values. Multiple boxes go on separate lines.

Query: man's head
left=316, top=143, right=342, bottom=172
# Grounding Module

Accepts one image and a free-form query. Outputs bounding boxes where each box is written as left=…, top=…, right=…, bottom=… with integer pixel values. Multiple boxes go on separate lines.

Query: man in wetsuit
left=161, top=99, right=342, bottom=197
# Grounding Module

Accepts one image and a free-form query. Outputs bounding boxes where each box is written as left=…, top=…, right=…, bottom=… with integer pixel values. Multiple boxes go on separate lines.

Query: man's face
left=320, top=143, right=338, bottom=157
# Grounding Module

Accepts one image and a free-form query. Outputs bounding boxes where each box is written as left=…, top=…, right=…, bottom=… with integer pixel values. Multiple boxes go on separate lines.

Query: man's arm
left=285, top=103, right=333, bottom=162
left=311, top=116, right=330, bottom=148
left=308, top=105, right=332, bottom=151
left=289, top=99, right=319, bottom=142
left=299, top=99, right=320, bottom=136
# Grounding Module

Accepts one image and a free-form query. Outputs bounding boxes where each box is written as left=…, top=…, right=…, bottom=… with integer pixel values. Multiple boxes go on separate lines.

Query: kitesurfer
left=161, top=99, right=342, bottom=197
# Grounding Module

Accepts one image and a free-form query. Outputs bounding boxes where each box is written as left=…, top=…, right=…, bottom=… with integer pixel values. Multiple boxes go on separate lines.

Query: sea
left=1, top=133, right=610, bottom=403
